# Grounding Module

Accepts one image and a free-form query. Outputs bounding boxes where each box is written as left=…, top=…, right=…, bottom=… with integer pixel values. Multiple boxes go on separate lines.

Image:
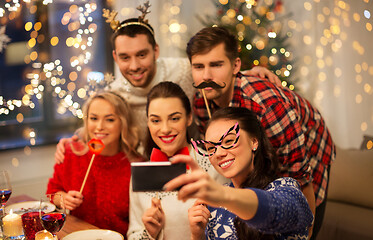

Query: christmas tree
left=197, top=0, right=295, bottom=89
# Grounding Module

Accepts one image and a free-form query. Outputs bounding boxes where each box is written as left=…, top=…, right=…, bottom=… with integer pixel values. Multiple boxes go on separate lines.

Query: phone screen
left=131, top=162, right=186, bottom=191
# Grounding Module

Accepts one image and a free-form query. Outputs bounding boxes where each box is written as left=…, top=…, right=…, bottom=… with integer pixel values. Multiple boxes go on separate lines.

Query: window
left=0, top=0, right=113, bottom=150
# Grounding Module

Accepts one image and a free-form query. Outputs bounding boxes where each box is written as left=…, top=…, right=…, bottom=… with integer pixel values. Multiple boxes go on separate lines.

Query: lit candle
left=35, top=230, right=54, bottom=240
left=2, top=209, right=24, bottom=237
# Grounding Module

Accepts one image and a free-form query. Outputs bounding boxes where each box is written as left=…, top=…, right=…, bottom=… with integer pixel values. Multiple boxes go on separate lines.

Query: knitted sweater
left=47, top=143, right=132, bottom=237
left=206, top=177, right=314, bottom=240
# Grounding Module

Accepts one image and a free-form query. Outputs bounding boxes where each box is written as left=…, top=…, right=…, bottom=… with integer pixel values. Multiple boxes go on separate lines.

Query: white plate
left=5, top=201, right=56, bottom=215
left=63, top=229, right=124, bottom=240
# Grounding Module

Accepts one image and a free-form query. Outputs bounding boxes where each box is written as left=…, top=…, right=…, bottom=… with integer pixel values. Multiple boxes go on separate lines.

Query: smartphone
left=131, top=162, right=186, bottom=192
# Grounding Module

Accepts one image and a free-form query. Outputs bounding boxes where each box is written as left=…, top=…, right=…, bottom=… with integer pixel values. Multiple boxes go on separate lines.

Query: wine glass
left=0, top=170, right=12, bottom=216
left=39, top=193, right=66, bottom=239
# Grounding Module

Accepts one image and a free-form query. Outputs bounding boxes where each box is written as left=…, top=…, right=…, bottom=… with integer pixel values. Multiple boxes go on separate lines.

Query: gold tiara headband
left=102, top=1, right=154, bottom=36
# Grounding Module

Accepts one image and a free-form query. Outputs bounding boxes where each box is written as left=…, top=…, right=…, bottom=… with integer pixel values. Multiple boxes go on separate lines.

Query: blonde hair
left=81, top=91, right=139, bottom=158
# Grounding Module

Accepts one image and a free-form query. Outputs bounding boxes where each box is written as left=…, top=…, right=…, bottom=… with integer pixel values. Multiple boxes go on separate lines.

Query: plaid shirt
left=193, top=73, right=336, bottom=206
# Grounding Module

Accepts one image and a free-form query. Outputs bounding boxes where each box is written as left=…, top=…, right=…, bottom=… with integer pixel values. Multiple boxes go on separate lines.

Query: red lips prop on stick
left=79, top=139, right=105, bottom=194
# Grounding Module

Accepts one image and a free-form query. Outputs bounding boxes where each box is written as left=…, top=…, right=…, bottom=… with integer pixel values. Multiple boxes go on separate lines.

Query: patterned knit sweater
left=206, top=177, right=313, bottom=240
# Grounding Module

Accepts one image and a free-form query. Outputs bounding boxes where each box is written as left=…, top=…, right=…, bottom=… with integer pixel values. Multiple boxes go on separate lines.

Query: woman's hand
left=164, top=155, right=227, bottom=207
left=189, top=199, right=210, bottom=240
left=142, top=197, right=165, bottom=239
left=58, top=190, right=83, bottom=211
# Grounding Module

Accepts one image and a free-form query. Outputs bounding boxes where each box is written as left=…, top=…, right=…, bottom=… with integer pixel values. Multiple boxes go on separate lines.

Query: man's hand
left=242, top=66, right=282, bottom=87
left=142, top=198, right=165, bottom=239
left=54, top=135, right=78, bottom=164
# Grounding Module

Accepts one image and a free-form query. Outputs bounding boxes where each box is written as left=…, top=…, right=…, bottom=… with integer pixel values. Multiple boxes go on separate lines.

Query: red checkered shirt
left=193, top=73, right=336, bottom=206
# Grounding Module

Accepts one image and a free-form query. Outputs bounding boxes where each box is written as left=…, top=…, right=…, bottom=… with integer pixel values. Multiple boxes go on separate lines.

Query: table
left=6, top=194, right=99, bottom=239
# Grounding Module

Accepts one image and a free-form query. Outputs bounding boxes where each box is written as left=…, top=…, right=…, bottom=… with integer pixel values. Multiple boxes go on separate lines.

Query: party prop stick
left=80, top=139, right=105, bottom=194
left=191, top=138, right=198, bottom=162
left=201, top=89, right=211, bottom=119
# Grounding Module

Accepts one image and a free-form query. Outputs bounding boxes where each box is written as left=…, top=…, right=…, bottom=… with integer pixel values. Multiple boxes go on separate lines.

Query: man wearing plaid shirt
left=187, top=26, right=335, bottom=240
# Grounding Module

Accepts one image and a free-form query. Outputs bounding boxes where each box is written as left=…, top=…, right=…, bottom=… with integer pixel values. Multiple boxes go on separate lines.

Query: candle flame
left=9, top=209, right=13, bottom=214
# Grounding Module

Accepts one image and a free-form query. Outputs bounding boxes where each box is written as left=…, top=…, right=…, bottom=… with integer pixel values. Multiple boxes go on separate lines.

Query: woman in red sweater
left=47, top=91, right=142, bottom=237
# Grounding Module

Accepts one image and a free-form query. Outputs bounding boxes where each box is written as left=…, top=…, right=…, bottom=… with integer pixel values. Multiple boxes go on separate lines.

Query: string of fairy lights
left=0, top=0, right=54, bottom=117
left=0, top=0, right=100, bottom=120
left=51, top=2, right=101, bottom=119
left=2, top=0, right=289, bottom=119
left=287, top=0, right=372, bottom=149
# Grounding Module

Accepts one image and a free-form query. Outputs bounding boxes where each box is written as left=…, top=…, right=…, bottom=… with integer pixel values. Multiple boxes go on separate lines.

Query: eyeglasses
left=191, top=122, right=240, bottom=157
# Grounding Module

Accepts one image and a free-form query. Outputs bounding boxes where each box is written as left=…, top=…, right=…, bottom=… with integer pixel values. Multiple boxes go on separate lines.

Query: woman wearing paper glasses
left=164, top=107, right=314, bottom=240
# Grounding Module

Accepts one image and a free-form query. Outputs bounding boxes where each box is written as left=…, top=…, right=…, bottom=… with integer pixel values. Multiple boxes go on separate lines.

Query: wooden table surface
left=6, top=194, right=99, bottom=239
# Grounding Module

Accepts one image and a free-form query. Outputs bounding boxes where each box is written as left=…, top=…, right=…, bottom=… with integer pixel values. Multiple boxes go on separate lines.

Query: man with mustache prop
left=188, top=26, right=335, bottom=240
left=193, top=81, right=226, bottom=118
